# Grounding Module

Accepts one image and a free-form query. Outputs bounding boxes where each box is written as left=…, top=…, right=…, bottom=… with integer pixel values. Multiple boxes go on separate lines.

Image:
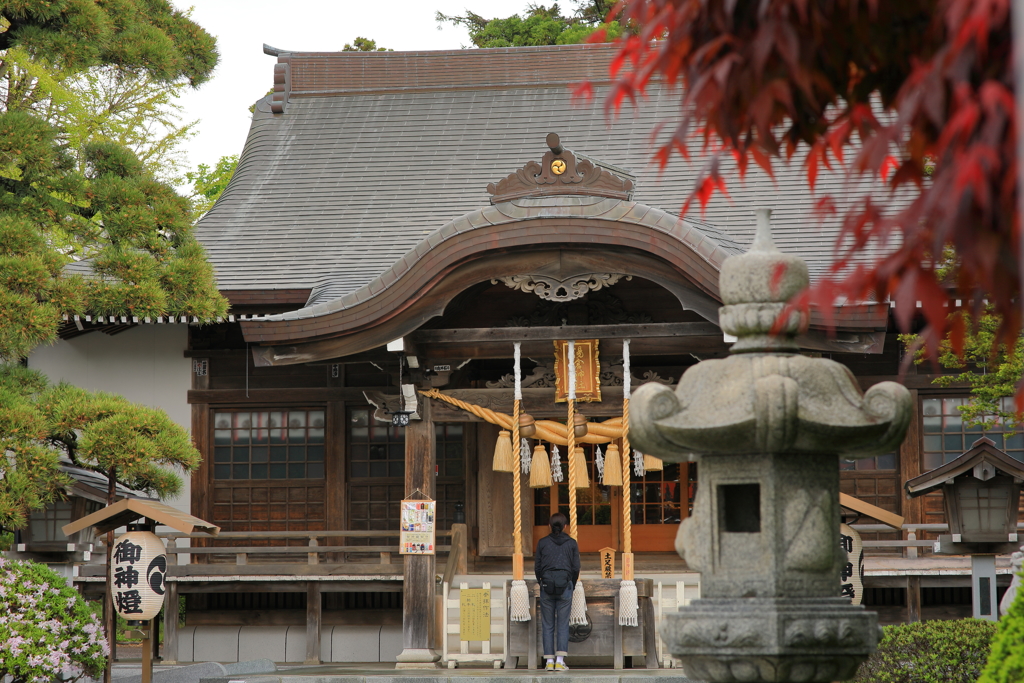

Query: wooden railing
left=157, top=529, right=463, bottom=567
left=852, top=522, right=1024, bottom=559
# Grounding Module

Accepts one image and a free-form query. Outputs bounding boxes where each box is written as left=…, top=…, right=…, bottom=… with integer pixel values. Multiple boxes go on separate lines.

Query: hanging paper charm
left=551, top=444, right=563, bottom=483
left=595, top=446, right=605, bottom=480
left=633, top=448, right=645, bottom=477
left=521, top=438, right=531, bottom=474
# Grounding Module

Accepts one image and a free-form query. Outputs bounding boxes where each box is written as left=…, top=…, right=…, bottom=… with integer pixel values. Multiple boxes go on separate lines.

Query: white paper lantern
left=110, top=530, right=167, bottom=620
left=839, top=523, right=865, bottom=606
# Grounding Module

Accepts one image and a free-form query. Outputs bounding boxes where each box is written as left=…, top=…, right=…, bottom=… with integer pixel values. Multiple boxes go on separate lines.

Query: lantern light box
left=110, top=529, right=167, bottom=620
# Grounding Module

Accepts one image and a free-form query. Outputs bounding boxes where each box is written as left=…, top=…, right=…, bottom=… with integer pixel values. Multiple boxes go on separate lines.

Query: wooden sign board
left=400, top=499, right=436, bottom=555
left=553, top=339, right=601, bottom=403
left=600, top=547, right=615, bottom=579
left=460, top=588, right=491, bottom=641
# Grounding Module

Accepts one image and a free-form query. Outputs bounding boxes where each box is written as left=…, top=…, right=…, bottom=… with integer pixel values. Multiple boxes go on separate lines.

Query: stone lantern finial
left=628, top=209, right=912, bottom=683
left=718, top=208, right=808, bottom=353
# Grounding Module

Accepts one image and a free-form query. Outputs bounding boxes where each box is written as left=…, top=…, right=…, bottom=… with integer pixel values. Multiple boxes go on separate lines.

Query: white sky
left=172, top=0, right=529, bottom=171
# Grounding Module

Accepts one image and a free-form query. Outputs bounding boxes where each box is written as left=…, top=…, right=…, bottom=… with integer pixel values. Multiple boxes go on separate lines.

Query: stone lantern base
left=663, top=597, right=879, bottom=683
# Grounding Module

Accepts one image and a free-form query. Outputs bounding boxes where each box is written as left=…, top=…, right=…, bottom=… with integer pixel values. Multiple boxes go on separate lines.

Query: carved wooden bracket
left=486, top=133, right=634, bottom=203
left=492, top=273, right=629, bottom=302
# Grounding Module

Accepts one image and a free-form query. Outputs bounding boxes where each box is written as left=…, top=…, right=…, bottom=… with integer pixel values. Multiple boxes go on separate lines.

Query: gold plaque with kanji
left=553, top=339, right=601, bottom=403
left=459, top=588, right=491, bottom=641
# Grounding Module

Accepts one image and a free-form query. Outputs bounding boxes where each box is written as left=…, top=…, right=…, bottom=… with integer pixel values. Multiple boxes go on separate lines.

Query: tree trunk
left=104, top=466, right=116, bottom=683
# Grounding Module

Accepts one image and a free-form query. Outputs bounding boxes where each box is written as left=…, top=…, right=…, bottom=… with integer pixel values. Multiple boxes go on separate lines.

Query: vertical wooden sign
left=621, top=551, right=634, bottom=580
left=600, top=547, right=616, bottom=578
left=459, top=588, right=491, bottom=641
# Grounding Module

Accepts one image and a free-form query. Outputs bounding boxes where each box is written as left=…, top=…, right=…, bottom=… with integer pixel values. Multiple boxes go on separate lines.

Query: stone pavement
left=193, top=664, right=699, bottom=683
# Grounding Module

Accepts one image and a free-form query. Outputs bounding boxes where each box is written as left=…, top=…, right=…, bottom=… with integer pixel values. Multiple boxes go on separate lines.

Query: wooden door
left=532, top=444, right=621, bottom=553
left=478, top=422, right=533, bottom=556
left=532, top=448, right=689, bottom=553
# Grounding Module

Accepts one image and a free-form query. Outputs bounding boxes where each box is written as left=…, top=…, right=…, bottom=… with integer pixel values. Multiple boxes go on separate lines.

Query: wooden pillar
left=899, top=390, right=922, bottom=526
left=141, top=621, right=153, bottom=683
left=396, top=397, right=441, bottom=669
left=305, top=582, right=322, bottom=665
left=906, top=575, right=921, bottom=623
left=163, top=582, right=179, bottom=665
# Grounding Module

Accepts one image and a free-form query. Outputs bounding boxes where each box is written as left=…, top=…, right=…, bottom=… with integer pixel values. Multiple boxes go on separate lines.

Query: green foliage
left=437, top=3, right=621, bottom=48
left=0, top=364, right=201, bottom=529
left=342, top=37, right=391, bottom=52
left=185, top=154, right=237, bottom=216
left=979, top=571, right=1024, bottom=683
left=0, top=557, right=108, bottom=683
left=0, top=0, right=228, bottom=360
left=900, top=310, right=1024, bottom=433
left=0, top=0, right=218, bottom=86
left=0, top=5, right=223, bottom=530
left=849, top=618, right=997, bottom=683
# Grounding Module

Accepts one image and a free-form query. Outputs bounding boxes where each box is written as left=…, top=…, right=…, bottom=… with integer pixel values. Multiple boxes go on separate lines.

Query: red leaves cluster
left=594, top=0, right=1017, bottom=363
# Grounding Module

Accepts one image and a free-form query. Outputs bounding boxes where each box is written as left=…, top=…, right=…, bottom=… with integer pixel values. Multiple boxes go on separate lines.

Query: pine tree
left=0, top=1, right=226, bottom=524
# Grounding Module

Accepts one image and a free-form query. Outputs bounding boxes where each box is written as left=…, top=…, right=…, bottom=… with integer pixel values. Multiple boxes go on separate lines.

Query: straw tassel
left=510, top=579, right=531, bottom=621
left=643, top=453, right=664, bottom=472
left=573, top=446, right=589, bottom=488
left=529, top=444, right=552, bottom=488
left=602, top=443, right=623, bottom=486
left=492, top=430, right=515, bottom=472
left=569, top=579, right=589, bottom=625
left=618, top=579, right=638, bottom=626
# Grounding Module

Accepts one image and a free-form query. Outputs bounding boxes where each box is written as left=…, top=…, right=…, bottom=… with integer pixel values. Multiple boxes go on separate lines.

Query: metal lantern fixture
left=110, top=524, right=167, bottom=620
left=906, top=437, right=1024, bottom=620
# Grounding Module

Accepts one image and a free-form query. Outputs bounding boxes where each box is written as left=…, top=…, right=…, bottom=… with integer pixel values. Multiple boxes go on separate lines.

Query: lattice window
left=922, top=397, right=1024, bottom=470
left=27, top=501, right=73, bottom=543
left=349, top=408, right=405, bottom=478
left=213, top=409, right=326, bottom=480
left=347, top=408, right=465, bottom=540
left=840, top=452, right=896, bottom=471
left=629, top=463, right=688, bottom=524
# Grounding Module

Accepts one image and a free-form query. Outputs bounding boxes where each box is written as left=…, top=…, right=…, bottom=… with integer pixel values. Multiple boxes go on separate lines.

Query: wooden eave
left=243, top=204, right=735, bottom=365
left=905, top=437, right=1024, bottom=496
left=62, top=498, right=220, bottom=537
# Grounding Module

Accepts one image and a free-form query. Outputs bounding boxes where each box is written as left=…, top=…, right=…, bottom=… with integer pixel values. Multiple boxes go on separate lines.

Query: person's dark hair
left=549, top=512, right=567, bottom=534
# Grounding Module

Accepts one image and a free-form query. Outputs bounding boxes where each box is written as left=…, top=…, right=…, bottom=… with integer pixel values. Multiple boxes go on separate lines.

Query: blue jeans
left=540, top=583, right=573, bottom=657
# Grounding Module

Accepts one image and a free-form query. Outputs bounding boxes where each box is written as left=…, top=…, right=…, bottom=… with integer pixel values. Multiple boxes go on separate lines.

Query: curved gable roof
left=196, top=43, right=901, bottom=309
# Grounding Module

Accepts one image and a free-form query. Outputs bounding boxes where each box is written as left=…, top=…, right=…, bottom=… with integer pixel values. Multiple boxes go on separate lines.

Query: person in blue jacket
left=534, top=512, right=580, bottom=671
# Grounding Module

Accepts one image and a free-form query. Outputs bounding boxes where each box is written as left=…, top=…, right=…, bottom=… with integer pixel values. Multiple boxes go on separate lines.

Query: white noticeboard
left=400, top=499, right=436, bottom=555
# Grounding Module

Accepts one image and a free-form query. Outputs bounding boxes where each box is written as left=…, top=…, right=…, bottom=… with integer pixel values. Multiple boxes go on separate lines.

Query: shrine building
left=24, top=42, right=1024, bottom=665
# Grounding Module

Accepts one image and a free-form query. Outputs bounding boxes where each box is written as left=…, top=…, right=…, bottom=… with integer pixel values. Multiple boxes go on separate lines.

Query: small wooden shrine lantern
left=906, top=437, right=1024, bottom=620
left=63, top=500, right=219, bottom=682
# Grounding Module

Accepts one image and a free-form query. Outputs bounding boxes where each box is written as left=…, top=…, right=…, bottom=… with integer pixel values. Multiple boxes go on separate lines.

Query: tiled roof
left=196, top=43, right=905, bottom=306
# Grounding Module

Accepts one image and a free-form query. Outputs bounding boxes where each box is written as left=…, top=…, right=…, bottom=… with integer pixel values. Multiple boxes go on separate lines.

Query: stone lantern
left=630, top=209, right=912, bottom=683
left=905, top=437, right=1024, bottom=619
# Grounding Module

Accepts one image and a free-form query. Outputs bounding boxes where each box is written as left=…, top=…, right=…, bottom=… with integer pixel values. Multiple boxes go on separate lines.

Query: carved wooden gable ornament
left=486, top=133, right=635, bottom=204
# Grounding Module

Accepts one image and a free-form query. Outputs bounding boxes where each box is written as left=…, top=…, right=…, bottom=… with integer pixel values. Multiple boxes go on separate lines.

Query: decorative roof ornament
left=629, top=208, right=912, bottom=683
left=486, top=133, right=634, bottom=203
left=492, top=273, right=629, bottom=302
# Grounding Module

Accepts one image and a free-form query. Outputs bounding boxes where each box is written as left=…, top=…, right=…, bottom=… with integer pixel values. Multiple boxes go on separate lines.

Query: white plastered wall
left=28, top=325, right=193, bottom=555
